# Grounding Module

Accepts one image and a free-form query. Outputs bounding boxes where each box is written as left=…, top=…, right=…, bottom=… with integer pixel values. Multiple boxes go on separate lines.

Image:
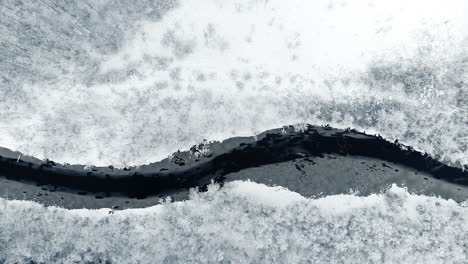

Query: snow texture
left=0, top=181, right=467, bottom=264
left=1, top=2, right=468, bottom=262
left=0, top=0, right=467, bottom=167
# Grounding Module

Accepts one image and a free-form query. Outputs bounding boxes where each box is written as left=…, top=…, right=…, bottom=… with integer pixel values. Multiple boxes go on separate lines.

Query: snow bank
left=1, top=181, right=467, bottom=263
left=1, top=0, right=467, bottom=167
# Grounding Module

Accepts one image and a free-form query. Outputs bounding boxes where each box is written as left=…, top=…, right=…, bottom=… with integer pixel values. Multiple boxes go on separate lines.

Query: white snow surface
left=0, top=0, right=467, bottom=167
left=0, top=181, right=467, bottom=264
left=1, top=2, right=468, bottom=262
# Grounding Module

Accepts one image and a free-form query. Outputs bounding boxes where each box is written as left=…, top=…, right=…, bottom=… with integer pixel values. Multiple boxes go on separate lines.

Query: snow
left=0, top=181, right=467, bottom=263
left=0, top=0, right=467, bottom=167
left=1, top=1, right=467, bottom=263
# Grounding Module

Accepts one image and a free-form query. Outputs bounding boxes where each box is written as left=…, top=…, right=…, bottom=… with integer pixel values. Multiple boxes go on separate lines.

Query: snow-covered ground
left=1, top=1, right=468, bottom=263
left=0, top=0, right=467, bottom=167
left=1, top=181, right=467, bottom=263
